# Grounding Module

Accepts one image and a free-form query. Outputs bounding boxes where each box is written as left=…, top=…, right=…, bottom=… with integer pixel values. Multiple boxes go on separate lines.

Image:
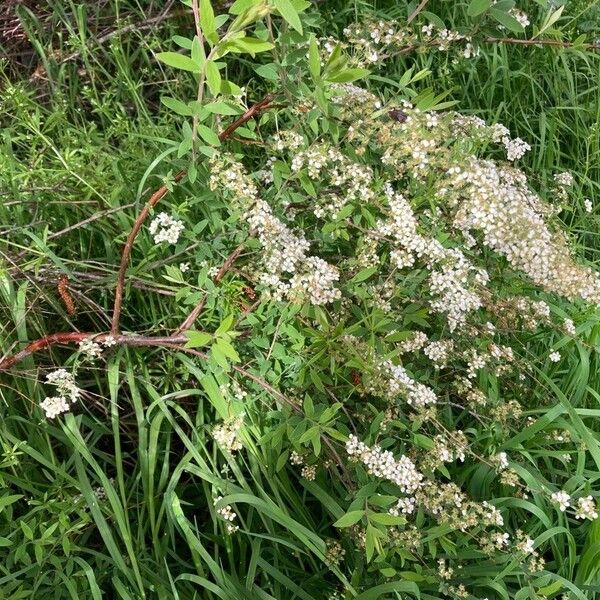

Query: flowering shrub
left=2, top=1, right=600, bottom=598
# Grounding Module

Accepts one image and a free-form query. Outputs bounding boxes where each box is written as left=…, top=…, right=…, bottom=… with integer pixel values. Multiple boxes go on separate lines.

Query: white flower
left=102, top=335, right=117, bottom=347
left=149, top=212, right=185, bottom=245
left=346, top=435, right=423, bottom=493
left=549, top=351, right=561, bottom=363
left=496, top=452, right=509, bottom=471
left=517, top=536, right=535, bottom=554
left=46, top=369, right=80, bottom=402
left=213, top=415, right=244, bottom=453
left=575, top=495, right=598, bottom=520
left=78, top=338, right=103, bottom=360
left=502, top=136, right=531, bottom=161
left=554, top=171, right=574, bottom=187
left=40, top=396, right=70, bottom=419
left=214, top=496, right=240, bottom=533
left=584, top=199, right=593, bottom=213
left=179, top=262, right=190, bottom=272
left=563, top=318, right=576, bottom=335
left=551, top=491, right=571, bottom=512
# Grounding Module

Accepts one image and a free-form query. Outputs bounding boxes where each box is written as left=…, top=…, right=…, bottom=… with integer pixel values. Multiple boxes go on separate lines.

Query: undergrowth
left=1, top=1, right=600, bottom=599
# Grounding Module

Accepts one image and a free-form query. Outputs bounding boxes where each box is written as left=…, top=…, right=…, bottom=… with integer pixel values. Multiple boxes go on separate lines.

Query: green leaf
left=229, top=37, right=275, bottom=56
left=200, top=0, right=218, bottom=45
left=0, top=494, right=23, bottom=512
left=308, top=35, right=321, bottom=80
left=299, top=424, right=320, bottom=444
left=205, top=61, right=222, bottom=95
left=467, top=0, right=492, bottom=17
left=204, top=101, right=242, bottom=115
left=184, top=331, right=213, bottom=348
left=490, top=7, right=525, bottom=32
left=197, top=124, right=221, bottom=146
left=156, top=52, right=201, bottom=73
left=334, top=510, right=364, bottom=527
left=191, top=35, right=206, bottom=66
left=20, top=520, right=34, bottom=541
left=274, top=0, right=303, bottom=33
left=160, top=96, right=193, bottom=116
left=255, top=63, right=279, bottom=80
left=350, top=266, right=378, bottom=283
left=369, top=512, right=406, bottom=526
left=215, top=338, right=240, bottom=362
left=216, top=314, right=235, bottom=334
left=325, top=68, right=369, bottom=83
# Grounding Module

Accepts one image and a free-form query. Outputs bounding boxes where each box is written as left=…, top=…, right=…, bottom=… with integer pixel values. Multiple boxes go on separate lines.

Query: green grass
left=1, top=1, right=600, bottom=598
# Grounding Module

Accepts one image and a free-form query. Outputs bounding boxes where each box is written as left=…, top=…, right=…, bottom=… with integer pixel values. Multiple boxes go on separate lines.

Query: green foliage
left=1, top=1, right=600, bottom=599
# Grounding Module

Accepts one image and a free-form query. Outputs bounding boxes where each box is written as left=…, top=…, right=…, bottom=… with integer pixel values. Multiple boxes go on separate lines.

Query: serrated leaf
left=274, top=0, right=303, bottom=33
left=156, top=52, right=200, bottom=73
left=184, top=331, right=213, bottom=348
left=334, top=510, right=364, bottom=527
left=161, top=96, right=193, bottom=116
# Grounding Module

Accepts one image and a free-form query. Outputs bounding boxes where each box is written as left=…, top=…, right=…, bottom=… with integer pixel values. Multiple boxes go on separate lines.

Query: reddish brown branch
left=176, top=240, right=248, bottom=334
left=110, top=170, right=186, bottom=334
left=110, top=95, right=275, bottom=335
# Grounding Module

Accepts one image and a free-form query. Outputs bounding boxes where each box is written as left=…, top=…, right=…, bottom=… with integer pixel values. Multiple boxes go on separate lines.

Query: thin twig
left=176, top=240, right=247, bottom=334
left=110, top=95, right=275, bottom=335
left=407, top=0, right=429, bottom=24
left=484, top=36, right=600, bottom=50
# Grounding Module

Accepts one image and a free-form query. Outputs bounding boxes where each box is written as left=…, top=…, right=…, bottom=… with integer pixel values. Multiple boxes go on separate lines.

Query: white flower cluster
left=495, top=452, right=509, bottom=471
left=285, top=142, right=375, bottom=219
left=149, top=212, right=185, bottom=245
left=563, top=318, right=576, bottom=335
left=41, top=369, right=81, bottom=419
left=424, top=340, right=454, bottom=367
left=554, top=171, right=574, bottom=188
left=346, top=434, right=423, bottom=493
left=575, top=495, right=598, bottom=520
left=389, top=496, right=416, bottom=516
left=78, top=337, right=103, bottom=360
left=209, top=154, right=342, bottom=305
left=584, top=198, right=593, bottom=213
left=213, top=415, right=244, bottom=453
left=551, top=490, right=570, bottom=512
left=371, top=183, right=487, bottom=330
left=445, top=158, right=600, bottom=304
left=502, top=136, right=531, bottom=161
left=214, top=496, right=239, bottom=534
left=381, top=360, right=437, bottom=408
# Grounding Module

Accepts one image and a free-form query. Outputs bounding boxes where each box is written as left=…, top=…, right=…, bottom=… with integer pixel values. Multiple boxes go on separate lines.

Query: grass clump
left=1, top=1, right=600, bottom=599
